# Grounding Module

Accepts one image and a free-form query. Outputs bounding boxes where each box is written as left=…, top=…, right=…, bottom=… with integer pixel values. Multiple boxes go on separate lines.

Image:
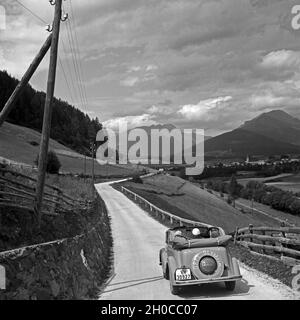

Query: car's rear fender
left=167, top=256, right=178, bottom=285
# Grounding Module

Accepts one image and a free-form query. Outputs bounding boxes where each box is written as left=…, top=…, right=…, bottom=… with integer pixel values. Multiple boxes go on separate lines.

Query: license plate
left=175, top=269, right=191, bottom=281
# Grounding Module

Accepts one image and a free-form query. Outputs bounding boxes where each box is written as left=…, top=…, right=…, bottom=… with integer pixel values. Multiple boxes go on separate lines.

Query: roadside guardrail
left=234, top=224, right=300, bottom=266
left=120, top=186, right=224, bottom=234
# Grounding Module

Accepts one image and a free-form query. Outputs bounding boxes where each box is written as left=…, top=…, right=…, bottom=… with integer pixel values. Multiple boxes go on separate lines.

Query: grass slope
left=119, top=174, right=281, bottom=233
left=0, top=122, right=138, bottom=177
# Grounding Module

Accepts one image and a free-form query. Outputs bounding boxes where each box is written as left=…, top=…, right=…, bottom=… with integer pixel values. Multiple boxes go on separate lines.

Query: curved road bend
left=95, top=182, right=297, bottom=300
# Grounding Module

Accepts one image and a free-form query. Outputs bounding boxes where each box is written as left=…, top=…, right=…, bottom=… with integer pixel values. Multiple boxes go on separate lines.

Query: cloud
left=103, top=114, right=157, bottom=131
left=120, top=76, right=139, bottom=87
left=178, top=96, right=233, bottom=121
left=147, top=105, right=173, bottom=116
left=146, top=64, right=158, bottom=71
left=251, top=92, right=285, bottom=109
left=127, top=65, right=141, bottom=72
left=3, top=0, right=300, bottom=135
left=261, top=50, right=300, bottom=69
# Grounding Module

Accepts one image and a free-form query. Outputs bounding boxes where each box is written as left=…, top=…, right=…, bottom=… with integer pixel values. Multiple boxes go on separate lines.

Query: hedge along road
left=95, top=181, right=298, bottom=300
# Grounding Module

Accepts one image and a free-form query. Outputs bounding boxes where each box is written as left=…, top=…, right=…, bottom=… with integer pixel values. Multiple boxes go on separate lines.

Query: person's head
left=192, top=228, right=201, bottom=237
left=210, top=228, right=220, bottom=238
left=174, top=230, right=182, bottom=237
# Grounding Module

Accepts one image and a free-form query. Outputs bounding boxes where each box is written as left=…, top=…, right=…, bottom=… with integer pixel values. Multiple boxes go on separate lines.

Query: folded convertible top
left=172, top=235, right=232, bottom=250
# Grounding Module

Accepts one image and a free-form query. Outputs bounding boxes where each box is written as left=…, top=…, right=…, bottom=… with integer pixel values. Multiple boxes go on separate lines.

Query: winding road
left=96, top=181, right=298, bottom=300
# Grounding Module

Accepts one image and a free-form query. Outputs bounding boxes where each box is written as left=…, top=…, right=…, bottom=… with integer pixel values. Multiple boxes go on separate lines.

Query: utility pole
left=34, top=0, right=63, bottom=226
left=84, top=155, right=86, bottom=178
left=0, top=34, right=53, bottom=127
left=90, top=142, right=95, bottom=198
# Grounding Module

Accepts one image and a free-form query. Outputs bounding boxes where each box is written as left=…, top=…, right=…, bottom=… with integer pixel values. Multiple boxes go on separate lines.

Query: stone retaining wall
left=0, top=203, right=112, bottom=300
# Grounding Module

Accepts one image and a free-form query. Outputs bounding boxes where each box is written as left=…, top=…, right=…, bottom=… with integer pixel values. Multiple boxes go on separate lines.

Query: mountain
left=205, top=128, right=300, bottom=157
left=115, top=123, right=208, bottom=163
left=240, top=110, right=300, bottom=146
left=205, top=110, right=300, bottom=157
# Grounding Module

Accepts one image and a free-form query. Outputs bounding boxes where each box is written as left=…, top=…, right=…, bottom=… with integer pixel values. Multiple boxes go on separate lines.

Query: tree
left=0, top=70, right=102, bottom=155
left=290, top=199, right=300, bottom=216
left=35, top=150, right=61, bottom=174
left=227, top=175, right=241, bottom=207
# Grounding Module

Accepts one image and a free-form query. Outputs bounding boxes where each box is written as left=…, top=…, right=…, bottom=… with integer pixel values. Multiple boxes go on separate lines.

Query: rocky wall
left=0, top=205, right=112, bottom=300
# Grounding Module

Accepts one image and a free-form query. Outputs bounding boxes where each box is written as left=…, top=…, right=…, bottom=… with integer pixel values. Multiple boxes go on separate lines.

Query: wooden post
left=234, top=227, right=238, bottom=245
left=0, top=34, right=53, bottom=127
left=280, top=222, right=286, bottom=260
left=92, top=143, right=95, bottom=198
left=261, top=230, right=266, bottom=254
left=34, top=0, right=62, bottom=226
left=249, top=224, right=253, bottom=243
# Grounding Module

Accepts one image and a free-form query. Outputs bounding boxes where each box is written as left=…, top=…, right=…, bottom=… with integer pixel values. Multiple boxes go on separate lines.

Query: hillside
left=205, top=128, right=300, bottom=157
left=0, top=121, right=138, bottom=177
left=116, top=123, right=208, bottom=163
left=241, top=110, right=300, bottom=146
left=119, top=174, right=281, bottom=233
left=0, top=70, right=101, bottom=155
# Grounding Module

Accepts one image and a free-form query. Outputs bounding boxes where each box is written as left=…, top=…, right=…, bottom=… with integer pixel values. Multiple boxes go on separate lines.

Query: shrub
left=290, top=199, right=300, bottom=216
left=29, top=141, right=39, bottom=146
left=132, top=174, right=143, bottom=184
left=35, top=150, right=61, bottom=174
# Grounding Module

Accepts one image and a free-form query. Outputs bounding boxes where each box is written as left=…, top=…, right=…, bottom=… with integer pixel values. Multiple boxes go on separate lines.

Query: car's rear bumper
left=174, top=275, right=242, bottom=286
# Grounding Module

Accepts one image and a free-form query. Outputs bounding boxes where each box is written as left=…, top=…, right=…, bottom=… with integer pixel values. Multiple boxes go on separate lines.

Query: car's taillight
left=199, top=256, right=217, bottom=275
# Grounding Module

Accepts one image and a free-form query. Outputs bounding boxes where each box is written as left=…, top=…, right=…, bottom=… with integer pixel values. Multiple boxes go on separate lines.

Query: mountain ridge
left=205, top=110, right=300, bottom=157
left=240, top=109, right=300, bottom=146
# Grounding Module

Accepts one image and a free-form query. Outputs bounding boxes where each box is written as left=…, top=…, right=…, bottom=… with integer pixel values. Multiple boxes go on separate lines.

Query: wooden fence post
left=280, top=222, right=286, bottom=260
left=50, top=189, right=58, bottom=215
left=249, top=224, right=253, bottom=242
left=234, top=227, right=238, bottom=245
left=261, top=229, right=266, bottom=254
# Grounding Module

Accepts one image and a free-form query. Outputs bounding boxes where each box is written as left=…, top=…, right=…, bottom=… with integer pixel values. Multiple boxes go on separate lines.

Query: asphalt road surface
left=96, top=182, right=298, bottom=300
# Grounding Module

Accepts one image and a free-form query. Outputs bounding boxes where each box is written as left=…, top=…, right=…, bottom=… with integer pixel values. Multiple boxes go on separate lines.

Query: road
left=96, top=182, right=298, bottom=300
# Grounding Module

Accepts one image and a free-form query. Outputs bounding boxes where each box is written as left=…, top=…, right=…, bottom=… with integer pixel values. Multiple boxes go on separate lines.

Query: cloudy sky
left=1, top=0, right=300, bottom=135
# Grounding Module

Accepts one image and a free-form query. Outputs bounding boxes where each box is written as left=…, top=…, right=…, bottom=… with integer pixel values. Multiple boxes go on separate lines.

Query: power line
left=68, top=0, right=89, bottom=109
left=64, top=18, right=86, bottom=109
left=62, top=1, right=89, bottom=111
left=58, top=56, right=75, bottom=105
left=60, top=38, right=80, bottom=105
left=14, top=0, right=47, bottom=24
left=13, top=0, right=80, bottom=108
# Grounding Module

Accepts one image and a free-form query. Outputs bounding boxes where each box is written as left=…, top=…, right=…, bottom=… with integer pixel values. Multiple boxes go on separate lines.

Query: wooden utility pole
left=34, top=0, right=63, bottom=226
left=0, top=34, right=53, bottom=127
left=91, top=142, right=95, bottom=197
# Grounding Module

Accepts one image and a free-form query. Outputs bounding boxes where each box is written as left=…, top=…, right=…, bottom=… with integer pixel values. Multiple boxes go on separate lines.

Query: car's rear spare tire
left=225, top=281, right=236, bottom=291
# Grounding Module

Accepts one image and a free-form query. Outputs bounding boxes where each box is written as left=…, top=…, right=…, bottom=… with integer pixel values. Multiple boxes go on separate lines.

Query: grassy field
left=265, top=173, right=300, bottom=194
left=118, top=174, right=282, bottom=233
left=236, top=173, right=293, bottom=186
left=234, top=197, right=300, bottom=227
left=234, top=173, right=300, bottom=194
left=0, top=122, right=140, bottom=177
